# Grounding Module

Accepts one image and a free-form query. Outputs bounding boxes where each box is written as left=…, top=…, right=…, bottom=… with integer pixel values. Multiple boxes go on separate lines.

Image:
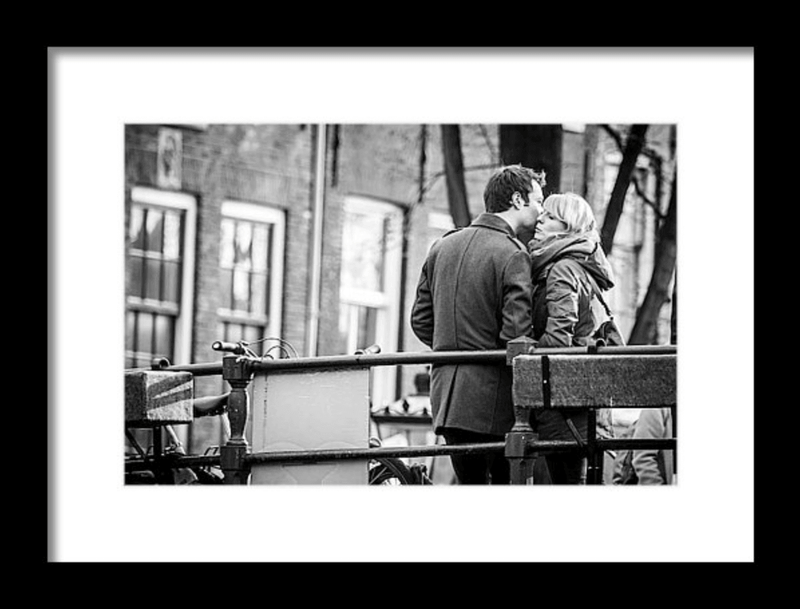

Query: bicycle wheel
left=368, top=457, right=417, bottom=485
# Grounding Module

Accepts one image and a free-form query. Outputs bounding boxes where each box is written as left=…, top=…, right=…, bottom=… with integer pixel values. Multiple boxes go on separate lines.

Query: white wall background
left=50, top=48, right=754, bottom=563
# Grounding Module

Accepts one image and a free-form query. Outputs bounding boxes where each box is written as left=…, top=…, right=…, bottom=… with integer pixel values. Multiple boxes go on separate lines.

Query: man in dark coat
left=410, top=165, right=544, bottom=484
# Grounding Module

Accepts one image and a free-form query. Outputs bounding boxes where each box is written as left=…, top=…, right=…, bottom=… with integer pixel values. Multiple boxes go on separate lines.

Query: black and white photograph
left=123, top=122, right=677, bottom=488
left=50, top=48, right=754, bottom=562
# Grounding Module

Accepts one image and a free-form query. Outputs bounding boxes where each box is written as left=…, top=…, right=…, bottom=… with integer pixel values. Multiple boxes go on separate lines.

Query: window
left=427, top=210, right=455, bottom=252
left=217, top=201, right=285, bottom=358
left=125, top=187, right=196, bottom=459
left=400, top=210, right=454, bottom=397
left=125, top=187, right=196, bottom=368
left=338, top=196, right=404, bottom=409
left=562, top=123, right=586, bottom=133
left=190, top=201, right=286, bottom=455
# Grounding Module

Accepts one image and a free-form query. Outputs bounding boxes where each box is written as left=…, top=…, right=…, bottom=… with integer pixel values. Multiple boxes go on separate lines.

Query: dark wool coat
left=410, top=213, right=533, bottom=436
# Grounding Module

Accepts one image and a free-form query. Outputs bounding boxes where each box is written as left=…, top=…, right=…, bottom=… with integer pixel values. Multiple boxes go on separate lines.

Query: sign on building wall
left=157, top=128, right=182, bottom=189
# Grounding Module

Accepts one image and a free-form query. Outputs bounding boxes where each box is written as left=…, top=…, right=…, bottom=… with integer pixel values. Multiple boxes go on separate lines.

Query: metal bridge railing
left=126, top=339, right=677, bottom=485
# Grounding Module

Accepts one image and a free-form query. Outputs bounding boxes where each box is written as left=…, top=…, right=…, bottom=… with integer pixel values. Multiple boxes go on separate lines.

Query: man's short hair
left=483, top=164, right=546, bottom=213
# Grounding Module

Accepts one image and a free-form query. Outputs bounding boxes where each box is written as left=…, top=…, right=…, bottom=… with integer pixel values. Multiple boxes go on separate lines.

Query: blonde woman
left=528, top=192, right=616, bottom=484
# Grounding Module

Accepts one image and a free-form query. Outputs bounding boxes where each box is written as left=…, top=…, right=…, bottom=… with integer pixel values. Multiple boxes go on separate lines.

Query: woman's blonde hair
left=543, top=192, right=597, bottom=235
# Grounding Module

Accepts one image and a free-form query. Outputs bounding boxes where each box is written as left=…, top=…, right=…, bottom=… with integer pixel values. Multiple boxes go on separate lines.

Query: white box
left=250, top=368, right=370, bottom=484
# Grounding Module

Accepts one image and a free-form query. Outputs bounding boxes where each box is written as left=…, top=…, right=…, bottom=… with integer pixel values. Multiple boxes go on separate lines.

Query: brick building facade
left=124, top=123, right=676, bottom=453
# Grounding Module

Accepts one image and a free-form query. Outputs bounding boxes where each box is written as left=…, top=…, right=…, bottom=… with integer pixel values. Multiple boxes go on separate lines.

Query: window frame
left=127, top=186, right=196, bottom=366
left=426, top=210, right=455, bottom=251
left=217, top=200, right=286, bottom=347
left=339, top=195, right=404, bottom=408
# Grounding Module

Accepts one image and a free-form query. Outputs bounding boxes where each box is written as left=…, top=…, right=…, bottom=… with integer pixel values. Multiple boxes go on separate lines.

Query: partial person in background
left=528, top=192, right=616, bottom=484
left=410, top=164, right=545, bottom=484
left=632, top=407, right=675, bottom=485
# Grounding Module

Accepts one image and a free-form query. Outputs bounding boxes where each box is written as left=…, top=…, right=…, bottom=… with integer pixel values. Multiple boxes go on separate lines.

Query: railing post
left=220, top=355, right=254, bottom=484
left=505, top=408, right=537, bottom=485
left=586, top=408, right=603, bottom=485
left=506, top=337, right=539, bottom=484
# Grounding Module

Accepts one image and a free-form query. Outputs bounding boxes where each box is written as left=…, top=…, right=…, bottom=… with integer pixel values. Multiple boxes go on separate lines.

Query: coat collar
left=470, top=212, right=517, bottom=238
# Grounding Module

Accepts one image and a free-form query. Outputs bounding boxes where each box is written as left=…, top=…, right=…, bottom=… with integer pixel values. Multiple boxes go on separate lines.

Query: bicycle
left=353, top=344, right=432, bottom=485
left=124, top=391, right=229, bottom=485
left=212, top=339, right=431, bottom=485
left=125, top=338, right=433, bottom=484
left=367, top=437, right=431, bottom=485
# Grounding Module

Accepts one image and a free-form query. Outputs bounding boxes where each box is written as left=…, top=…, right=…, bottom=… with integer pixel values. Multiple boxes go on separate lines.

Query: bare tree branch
left=628, top=169, right=677, bottom=345
left=423, top=163, right=498, bottom=191
left=441, top=125, right=472, bottom=227
left=632, top=174, right=664, bottom=219
left=606, top=125, right=668, bottom=222
left=601, top=124, right=625, bottom=151
left=478, top=124, right=499, bottom=165
left=603, top=124, right=663, bottom=164
left=600, top=124, right=649, bottom=254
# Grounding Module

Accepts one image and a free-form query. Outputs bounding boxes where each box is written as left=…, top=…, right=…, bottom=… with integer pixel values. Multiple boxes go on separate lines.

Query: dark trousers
left=442, top=429, right=509, bottom=485
left=533, top=411, right=588, bottom=484
left=542, top=454, right=587, bottom=485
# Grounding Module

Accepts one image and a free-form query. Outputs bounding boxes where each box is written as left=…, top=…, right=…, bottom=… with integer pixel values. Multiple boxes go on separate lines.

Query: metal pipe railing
left=244, top=438, right=676, bottom=464
left=248, top=349, right=507, bottom=371
left=526, top=344, right=676, bottom=356
left=152, top=344, right=676, bottom=375
left=124, top=438, right=676, bottom=472
left=125, top=454, right=221, bottom=472
left=151, top=362, right=224, bottom=376
left=133, top=345, right=677, bottom=484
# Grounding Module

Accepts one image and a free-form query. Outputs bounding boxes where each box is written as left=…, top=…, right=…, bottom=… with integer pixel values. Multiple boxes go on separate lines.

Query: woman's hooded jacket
left=529, top=233, right=615, bottom=348
left=528, top=232, right=616, bottom=441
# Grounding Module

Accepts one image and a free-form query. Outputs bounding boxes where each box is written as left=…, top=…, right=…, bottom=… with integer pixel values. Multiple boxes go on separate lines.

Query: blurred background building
left=125, top=123, right=676, bottom=458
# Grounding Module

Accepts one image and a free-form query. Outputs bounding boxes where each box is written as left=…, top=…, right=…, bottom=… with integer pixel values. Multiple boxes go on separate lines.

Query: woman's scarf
left=529, top=232, right=600, bottom=281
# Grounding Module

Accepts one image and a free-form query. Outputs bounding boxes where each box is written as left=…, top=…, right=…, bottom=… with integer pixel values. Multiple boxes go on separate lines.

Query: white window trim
left=341, top=196, right=404, bottom=407
left=340, top=287, right=390, bottom=309
left=426, top=211, right=455, bottom=254
left=563, top=123, right=586, bottom=133
left=342, top=196, right=403, bottom=354
left=428, top=210, right=455, bottom=231
left=130, top=186, right=196, bottom=366
left=220, top=200, right=285, bottom=343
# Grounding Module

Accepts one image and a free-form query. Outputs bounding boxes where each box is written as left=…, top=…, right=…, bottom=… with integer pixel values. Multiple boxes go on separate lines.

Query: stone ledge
left=125, top=369, right=194, bottom=427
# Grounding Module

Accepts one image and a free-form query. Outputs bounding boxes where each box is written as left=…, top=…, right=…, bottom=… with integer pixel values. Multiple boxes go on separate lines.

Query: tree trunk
left=628, top=170, right=677, bottom=345
left=670, top=269, right=677, bottom=345
left=600, top=124, right=649, bottom=255
left=499, top=125, right=562, bottom=195
left=440, top=125, right=471, bottom=227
